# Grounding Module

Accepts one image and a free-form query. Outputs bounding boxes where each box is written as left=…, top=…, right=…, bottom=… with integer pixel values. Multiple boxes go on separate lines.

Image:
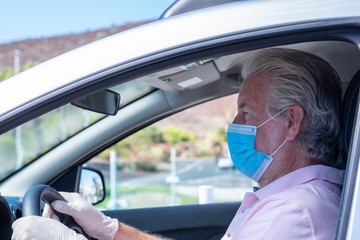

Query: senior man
left=12, top=48, right=345, bottom=240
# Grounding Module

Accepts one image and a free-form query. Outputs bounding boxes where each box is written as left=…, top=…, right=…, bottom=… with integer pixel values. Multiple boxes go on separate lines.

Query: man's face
left=232, top=74, right=287, bottom=166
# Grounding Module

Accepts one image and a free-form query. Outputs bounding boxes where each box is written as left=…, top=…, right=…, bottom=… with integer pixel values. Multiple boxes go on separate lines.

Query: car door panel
left=104, top=202, right=240, bottom=240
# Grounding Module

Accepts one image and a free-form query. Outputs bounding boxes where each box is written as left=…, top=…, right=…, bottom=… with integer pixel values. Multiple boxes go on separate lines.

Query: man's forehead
left=237, top=75, right=269, bottom=109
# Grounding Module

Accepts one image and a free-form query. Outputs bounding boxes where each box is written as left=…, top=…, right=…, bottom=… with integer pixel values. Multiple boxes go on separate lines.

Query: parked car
left=217, top=157, right=234, bottom=169
left=1, top=0, right=360, bottom=239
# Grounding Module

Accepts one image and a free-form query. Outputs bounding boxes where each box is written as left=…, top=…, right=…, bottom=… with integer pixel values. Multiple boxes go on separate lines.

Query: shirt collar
left=254, top=164, right=345, bottom=200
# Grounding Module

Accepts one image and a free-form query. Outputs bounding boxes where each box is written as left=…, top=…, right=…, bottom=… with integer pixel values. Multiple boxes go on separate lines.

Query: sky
left=0, top=0, right=175, bottom=44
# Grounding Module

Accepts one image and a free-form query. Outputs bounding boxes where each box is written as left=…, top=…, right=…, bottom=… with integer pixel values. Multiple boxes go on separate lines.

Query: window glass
left=0, top=105, right=103, bottom=181
left=88, top=94, right=255, bottom=210
left=0, top=80, right=154, bottom=182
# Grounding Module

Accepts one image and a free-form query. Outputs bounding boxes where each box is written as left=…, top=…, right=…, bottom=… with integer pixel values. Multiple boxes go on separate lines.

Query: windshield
left=0, top=80, right=154, bottom=182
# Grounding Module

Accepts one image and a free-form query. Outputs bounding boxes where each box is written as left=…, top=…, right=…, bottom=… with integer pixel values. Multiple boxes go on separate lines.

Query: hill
left=156, top=94, right=237, bottom=138
left=0, top=21, right=151, bottom=71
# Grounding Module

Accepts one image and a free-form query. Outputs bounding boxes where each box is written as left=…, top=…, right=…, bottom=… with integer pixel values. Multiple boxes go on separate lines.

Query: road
left=87, top=159, right=252, bottom=188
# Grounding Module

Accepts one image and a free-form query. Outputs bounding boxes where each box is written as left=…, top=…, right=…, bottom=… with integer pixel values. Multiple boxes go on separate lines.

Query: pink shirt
left=222, top=165, right=344, bottom=240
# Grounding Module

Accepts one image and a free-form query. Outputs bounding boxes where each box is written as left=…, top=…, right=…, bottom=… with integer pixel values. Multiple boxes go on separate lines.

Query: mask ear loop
left=270, top=139, right=287, bottom=157
left=257, top=108, right=288, bottom=129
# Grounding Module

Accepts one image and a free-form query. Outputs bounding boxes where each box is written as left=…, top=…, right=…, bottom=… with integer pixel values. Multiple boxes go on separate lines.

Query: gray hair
left=242, top=48, right=342, bottom=168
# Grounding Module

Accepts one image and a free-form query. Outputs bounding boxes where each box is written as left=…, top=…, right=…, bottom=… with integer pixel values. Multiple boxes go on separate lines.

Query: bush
left=135, top=161, right=157, bottom=172
left=163, top=127, right=195, bottom=146
left=94, top=124, right=227, bottom=166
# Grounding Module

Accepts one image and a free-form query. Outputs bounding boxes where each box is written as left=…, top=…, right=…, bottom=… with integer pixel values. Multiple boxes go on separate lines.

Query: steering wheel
left=0, top=195, right=13, bottom=240
left=22, top=184, right=90, bottom=239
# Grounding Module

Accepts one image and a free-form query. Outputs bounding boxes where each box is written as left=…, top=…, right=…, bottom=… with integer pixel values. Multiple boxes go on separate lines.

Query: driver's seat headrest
left=342, top=69, right=360, bottom=159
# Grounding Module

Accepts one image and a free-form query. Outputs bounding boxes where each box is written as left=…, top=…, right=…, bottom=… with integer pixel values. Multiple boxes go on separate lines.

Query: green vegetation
left=0, top=61, right=40, bottom=82
left=0, top=69, right=15, bottom=81
left=163, top=126, right=195, bottom=146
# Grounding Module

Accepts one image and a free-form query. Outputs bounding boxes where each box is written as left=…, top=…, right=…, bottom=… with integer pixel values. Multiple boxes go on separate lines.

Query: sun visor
left=141, top=61, right=220, bottom=93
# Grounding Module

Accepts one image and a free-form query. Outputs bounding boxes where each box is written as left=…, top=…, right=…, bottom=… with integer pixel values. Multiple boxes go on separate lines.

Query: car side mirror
left=79, top=167, right=106, bottom=205
left=71, top=89, right=121, bottom=116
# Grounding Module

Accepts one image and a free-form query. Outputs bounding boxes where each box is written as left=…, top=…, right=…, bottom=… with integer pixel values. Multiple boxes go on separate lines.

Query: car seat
left=342, top=69, right=360, bottom=164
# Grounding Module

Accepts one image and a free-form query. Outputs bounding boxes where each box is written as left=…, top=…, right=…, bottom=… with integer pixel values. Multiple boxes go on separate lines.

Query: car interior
left=109, top=41, right=360, bottom=239
left=1, top=30, right=360, bottom=239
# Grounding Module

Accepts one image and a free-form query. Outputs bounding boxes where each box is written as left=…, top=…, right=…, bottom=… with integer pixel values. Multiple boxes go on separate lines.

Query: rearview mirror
left=79, top=167, right=106, bottom=205
left=72, top=89, right=120, bottom=115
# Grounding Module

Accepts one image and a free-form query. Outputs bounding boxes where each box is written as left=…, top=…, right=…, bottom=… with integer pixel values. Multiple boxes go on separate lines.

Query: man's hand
left=12, top=216, right=86, bottom=240
left=43, top=192, right=118, bottom=240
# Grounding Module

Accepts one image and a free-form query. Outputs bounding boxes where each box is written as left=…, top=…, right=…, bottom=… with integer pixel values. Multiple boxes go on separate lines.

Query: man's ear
left=285, top=105, right=304, bottom=141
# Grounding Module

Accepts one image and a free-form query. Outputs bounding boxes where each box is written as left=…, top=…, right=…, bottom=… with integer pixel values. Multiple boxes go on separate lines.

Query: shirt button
left=241, top=210, right=245, bottom=214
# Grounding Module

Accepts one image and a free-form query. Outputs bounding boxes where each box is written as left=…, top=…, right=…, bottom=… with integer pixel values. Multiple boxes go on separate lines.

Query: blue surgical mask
left=227, top=109, right=287, bottom=182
